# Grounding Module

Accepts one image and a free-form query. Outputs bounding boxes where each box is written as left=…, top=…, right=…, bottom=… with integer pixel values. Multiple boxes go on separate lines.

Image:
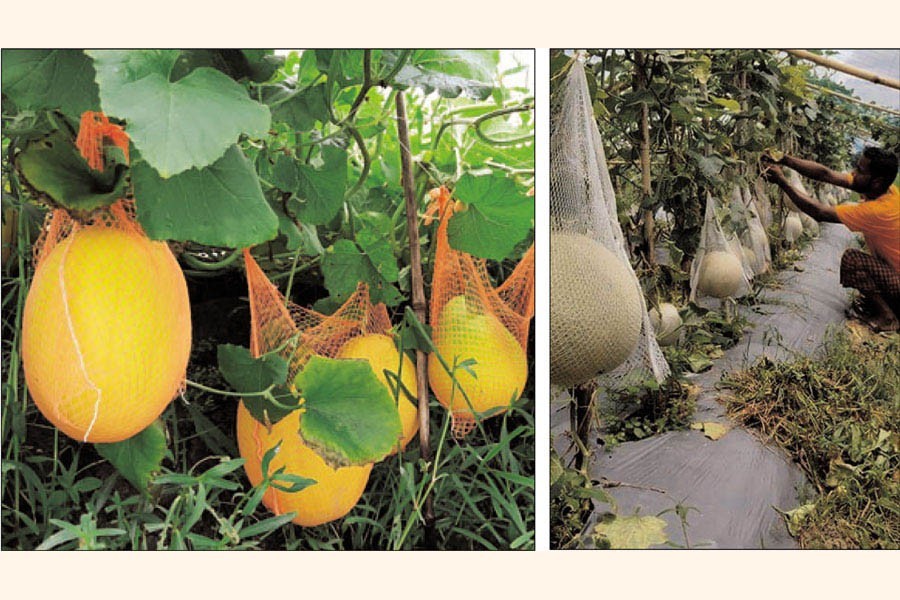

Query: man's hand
left=761, top=148, right=786, bottom=164
left=762, top=164, right=786, bottom=185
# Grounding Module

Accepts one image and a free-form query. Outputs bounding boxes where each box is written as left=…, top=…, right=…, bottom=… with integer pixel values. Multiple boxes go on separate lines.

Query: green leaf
left=295, top=147, right=348, bottom=225
left=133, top=145, right=278, bottom=247
left=695, top=154, right=725, bottom=179
left=447, top=173, right=534, bottom=260
left=711, top=96, right=741, bottom=112
left=294, top=356, right=403, bottom=468
left=217, top=344, right=295, bottom=425
left=385, top=50, right=498, bottom=100
left=1, top=49, right=99, bottom=118
left=16, top=129, right=127, bottom=211
left=265, top=84, right=330, bottom=133
left=592, top=515, right=669, bottom=549
left=95, top=420, right=168, bottom=493
left=321, top=239, right=403, bottom=307
left=88, top=50, right=271, bottom=177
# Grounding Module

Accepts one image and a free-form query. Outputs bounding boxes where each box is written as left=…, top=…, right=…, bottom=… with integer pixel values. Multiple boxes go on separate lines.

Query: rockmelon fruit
left=21, top=225, right=191, bottom=443
left=649, top=303, right=682, bottom=347
left=784, top=212, right=803, bottom=244
left=336, top=333, right=418, bottom=452
left=550, top=232, right=642, bottom=386
left=428, top=295, right=527, bottom=420
left=236, top=401, right=372, bottom=527
left=696, top=250, right=743, bottom=299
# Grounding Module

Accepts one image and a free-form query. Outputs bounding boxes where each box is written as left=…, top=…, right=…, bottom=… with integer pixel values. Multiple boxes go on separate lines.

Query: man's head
left=852, top=146, right=898, bottom=199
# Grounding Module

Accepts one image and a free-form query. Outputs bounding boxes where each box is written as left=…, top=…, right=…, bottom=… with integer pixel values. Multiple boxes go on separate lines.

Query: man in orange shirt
left=763, top=146, right=900, bottom=332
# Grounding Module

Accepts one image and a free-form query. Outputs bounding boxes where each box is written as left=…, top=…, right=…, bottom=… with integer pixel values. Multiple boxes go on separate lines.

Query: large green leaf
left=88, top=50, right=271, bottom=178
left=95, top=420, right=169, bottom=494
left=133, top=145, right=278, bottom=247
left=294, top=356, right=402, bottom=468
left=271, top=147, right=348, bottom=225
left=447, top=172, right=534, bottom=260
left=217, top=344, right=296, bottom=425
left=385, top=50, right=498, bottom=100
left=321, top=239, right=403, bottom=307
left=265, top=83, right=329, bottom=133
left=1, top=49, right=99, bottom=118
left=16, top=129, right=127, bottom=211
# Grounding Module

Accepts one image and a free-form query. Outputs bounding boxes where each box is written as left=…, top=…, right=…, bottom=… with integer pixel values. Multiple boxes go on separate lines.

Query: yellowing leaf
left=593, top=515, right=668, bottom=549
left=691, top=421, right=731, bottom=440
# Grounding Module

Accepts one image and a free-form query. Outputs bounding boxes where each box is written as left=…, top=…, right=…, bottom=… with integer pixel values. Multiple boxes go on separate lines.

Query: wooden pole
left=633, top=51, right=655, bottom=266
left=783, top=49, right=900, bottom=90
left=806, top=82, right=900, bottom=117
left=395, top=91, right=436, bottom=549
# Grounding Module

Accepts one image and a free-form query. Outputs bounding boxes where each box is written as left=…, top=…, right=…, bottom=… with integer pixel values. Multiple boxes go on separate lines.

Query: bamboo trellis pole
left=783, top=49, right=900, bottom=90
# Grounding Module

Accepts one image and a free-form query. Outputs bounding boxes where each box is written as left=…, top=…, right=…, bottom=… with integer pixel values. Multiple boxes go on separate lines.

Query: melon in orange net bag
left=237, top=250, right=410, bottom=525
left=21, top=113, right=191, bottom=444
left=425, top=186, right=534, bottom=436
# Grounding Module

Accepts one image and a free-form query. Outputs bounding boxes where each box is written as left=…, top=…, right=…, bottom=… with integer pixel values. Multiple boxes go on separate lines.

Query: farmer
left=762, top=146, right=900, bottom=332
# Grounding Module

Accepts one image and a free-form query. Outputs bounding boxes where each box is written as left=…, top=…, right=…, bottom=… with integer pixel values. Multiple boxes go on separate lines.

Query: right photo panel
left=549, top=49, right=900, bottom=550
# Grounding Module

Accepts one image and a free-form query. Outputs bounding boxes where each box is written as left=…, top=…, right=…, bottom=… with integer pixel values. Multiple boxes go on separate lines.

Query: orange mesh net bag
left=426, top=186, right=535, bottom=438
left=21, top=112, right=191, bottom=444
left=237, top=250, right=418, bottom=526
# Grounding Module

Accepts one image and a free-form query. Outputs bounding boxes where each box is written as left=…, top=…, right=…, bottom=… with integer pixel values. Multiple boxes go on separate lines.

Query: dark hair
left=862, top=146, right=899, bottom=194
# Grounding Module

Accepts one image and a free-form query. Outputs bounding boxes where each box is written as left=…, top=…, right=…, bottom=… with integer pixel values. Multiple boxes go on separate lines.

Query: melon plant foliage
left=1, top=49, right=535, bottom=549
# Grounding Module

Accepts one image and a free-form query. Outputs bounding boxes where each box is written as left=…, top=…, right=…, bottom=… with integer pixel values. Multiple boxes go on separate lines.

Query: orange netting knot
left=76, top=111, right=130, bottom=172
left=424, top=186, right=467, bottom=226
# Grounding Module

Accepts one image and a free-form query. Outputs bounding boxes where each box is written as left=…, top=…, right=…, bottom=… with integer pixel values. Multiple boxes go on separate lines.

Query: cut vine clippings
left=1, top=49, right=535, bottom=550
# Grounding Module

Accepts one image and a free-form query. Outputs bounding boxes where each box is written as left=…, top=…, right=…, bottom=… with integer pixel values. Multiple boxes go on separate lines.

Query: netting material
left=690, top=193, right=753, bottom=303
left=22, top=113, right=190, bottom=443
left=238, top=250, right=414, bottom=525
left=739, top=185, right=772, bottom=276
left=426, top=186, right=534, bottom=437
left=549, top=60, right=669, bottom=392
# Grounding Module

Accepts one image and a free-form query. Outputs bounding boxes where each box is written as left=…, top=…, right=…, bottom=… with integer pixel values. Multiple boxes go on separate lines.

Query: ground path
left=551, top=223, right=855, bottom=549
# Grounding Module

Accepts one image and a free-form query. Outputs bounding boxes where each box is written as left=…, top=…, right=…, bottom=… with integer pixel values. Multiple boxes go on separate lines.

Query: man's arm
left=776, top=154, right=850, bottom=188
left=763, top=165, right=841, bottom=223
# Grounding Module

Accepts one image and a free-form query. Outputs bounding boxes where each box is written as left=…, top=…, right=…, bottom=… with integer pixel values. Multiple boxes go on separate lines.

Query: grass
left=723, top=325, right=899, bottom=549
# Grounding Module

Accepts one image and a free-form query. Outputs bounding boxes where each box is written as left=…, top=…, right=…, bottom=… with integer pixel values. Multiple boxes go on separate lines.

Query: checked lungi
left=840, top=248, right=900, bottom=312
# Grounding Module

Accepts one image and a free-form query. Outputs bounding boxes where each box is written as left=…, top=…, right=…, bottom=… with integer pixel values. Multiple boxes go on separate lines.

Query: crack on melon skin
left=21, top=225, right=191, bottom=443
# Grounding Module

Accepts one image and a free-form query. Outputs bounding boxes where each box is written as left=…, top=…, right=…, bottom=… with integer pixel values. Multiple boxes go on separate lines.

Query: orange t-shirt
left=835, top=177, right=900, bottom=272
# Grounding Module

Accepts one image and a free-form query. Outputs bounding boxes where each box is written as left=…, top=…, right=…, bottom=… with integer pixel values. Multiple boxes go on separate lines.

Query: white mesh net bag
left=786, top=168, right=820, bottom=236
left=753, top=176, right=774, bottom=230
left=550, top=59, right=669, bottom=398
left=740, top=185, right=772, bottom=275
left=689, top=192, right=753, bottom=305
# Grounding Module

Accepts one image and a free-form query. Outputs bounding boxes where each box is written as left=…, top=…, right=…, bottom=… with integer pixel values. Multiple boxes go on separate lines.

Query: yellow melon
left=649, top=302, right=682, bottom=347
left=236, top=401, right=372, bottom=527
left=784, top=212, right=803, bottom=244
left=336, top=333, right=418, bottom=452
left=428, top=295, right=527, bottom=420
left=21, top=225, right=191, bottom=443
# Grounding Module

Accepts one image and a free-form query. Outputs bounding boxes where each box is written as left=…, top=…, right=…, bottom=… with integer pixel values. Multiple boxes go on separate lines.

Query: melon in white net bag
left=740, top=185, right=771, bottom=275
left=690, top=193, right=752, bottom=303
left=753, top=176, right=774, bottom=230
left=549, top=59, right=669, bottom=391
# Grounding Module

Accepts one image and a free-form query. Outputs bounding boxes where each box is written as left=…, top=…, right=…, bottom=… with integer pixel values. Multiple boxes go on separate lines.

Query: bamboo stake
left=783, top=49, right=900, bottom=90
left=806, top=82, right=900, bottom=117
left=395, top=91, right=436, bottom=548
left=633, top=51, right=655, bottom=266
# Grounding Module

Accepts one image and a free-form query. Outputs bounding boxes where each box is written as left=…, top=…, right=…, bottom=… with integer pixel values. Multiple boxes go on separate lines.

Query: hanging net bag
left=740, top=185, right=772, bottom=276
left=236, top=249, right=418, bottom=526
left=21, top=111, right=191, bottom=444
left=426, top=186, right=535, bottom=438
left=690, top=192, right=753, bottom=304
left=549, top=59, right=669, bottom=393
left=753, top=176, right=774, bottom=231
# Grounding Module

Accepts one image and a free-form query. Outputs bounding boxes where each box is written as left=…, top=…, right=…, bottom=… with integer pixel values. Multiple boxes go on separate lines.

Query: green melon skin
left=650, top=302, right=682, bottom=347
left=551, top=232, right=642, bottom=387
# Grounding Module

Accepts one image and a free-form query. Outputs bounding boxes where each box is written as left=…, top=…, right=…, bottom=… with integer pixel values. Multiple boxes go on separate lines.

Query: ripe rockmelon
left=649, top=302, right=682, bottom=347
left=336, top=333, right=418, bottom=452
left=21, top=225, right=191, bottom=443
left=428, top=295, right=527, bottom=420
left=697, top=250, right=743, bottom=299
left=236, top=401, right=372, bottom=527
left=550, top=232, right=642, bottom=386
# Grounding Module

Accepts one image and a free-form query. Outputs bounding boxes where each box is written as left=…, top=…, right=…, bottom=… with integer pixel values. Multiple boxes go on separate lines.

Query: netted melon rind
left=550, top=232, right=642, bottom=386
left=696, top=250, right=743, bottom=299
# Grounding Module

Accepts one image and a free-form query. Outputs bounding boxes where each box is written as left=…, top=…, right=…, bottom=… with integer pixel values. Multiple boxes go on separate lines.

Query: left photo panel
left=1, top=49, right=536, bottom=550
